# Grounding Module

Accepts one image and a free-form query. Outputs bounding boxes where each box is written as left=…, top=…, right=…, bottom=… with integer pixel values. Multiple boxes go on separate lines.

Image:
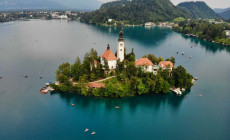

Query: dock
left=171, top=88, right=182, bottom=95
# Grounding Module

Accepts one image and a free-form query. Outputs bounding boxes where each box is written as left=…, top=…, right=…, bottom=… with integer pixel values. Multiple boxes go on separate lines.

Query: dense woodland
left=81, top=0, right=193, bottom=25
left=173, top=19, right=230, bottom=46
left=80, top=0, right=222, bottom=25
left=51, top=49, right=193, bottom=97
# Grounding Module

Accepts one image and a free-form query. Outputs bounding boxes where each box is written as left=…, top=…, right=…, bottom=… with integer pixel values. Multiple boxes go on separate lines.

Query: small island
left=51, top=28, right=194, bottom=97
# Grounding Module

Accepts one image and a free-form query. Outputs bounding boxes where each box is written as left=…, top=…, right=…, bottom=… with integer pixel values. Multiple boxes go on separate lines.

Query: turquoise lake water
left=0, top=20, right=230, bottom=140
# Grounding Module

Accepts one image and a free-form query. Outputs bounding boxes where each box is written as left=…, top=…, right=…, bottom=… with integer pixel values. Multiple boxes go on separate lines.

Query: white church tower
left=117, top=28, right=125, bottom=62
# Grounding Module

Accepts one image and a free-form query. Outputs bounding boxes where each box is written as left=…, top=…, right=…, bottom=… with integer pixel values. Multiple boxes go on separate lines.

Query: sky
left=0, top=0, right=229, bottom=10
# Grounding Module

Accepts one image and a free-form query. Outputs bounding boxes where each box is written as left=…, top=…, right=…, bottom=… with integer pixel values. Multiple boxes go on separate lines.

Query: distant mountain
left=218, top=9, right=230, bottom=19
left=81, top=0, right=193, bottom=24
left=213, top=8, right=230, bottom=13
left=177, top=1, right=220, bottom=19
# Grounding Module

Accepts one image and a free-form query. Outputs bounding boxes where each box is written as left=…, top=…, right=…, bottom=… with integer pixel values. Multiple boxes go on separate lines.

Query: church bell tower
left=117, top=28, right=125, bottom=62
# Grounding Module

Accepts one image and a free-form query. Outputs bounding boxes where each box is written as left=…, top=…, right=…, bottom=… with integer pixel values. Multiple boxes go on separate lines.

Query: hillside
left=218, top=10, right=230, bottom=19
left=214, top=8, right=230, bottom=13
left=81, top=0, right=193, bottom=25
left=177, top=1, right=220, bottom=19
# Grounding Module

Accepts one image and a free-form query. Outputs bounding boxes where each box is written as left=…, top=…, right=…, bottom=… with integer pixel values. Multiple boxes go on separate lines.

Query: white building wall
left=117, top=41, right=125, bottom=62
left=100, top=58, right=105, bottom=65
left=138, top=65, right=153, bottom=73
left=226, top=30, right=230, bottom=36
left=146, top=66, right=153, bottom=73
left=108, top=60, right=117, bottom=69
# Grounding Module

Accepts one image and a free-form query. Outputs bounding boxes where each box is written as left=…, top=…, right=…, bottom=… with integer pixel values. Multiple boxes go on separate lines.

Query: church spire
left=118, top=26, right=124, bottom=42
left=117, top=25, right=125, bottom=62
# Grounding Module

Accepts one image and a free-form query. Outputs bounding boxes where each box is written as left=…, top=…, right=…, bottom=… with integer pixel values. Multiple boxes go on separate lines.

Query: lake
left=0, top=20, right=230, bottom=140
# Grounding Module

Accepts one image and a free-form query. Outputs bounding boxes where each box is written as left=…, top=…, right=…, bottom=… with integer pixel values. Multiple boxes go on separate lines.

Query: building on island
left=100, top=28, right=125, bottom=70
left=100, top=45, right=117, bottom=70
left=135, top=58, right=154, bottom=73
left=159, top=61, right=174, bottom=71
left=89, top=82, right=106, bottom=89
left=99, top=28, right=174, bottom=75
left=153, top=65, right=160, bottom=75
left=117, top=28, right=125, bottom=62
left=225, top=30, right=230, bottom=38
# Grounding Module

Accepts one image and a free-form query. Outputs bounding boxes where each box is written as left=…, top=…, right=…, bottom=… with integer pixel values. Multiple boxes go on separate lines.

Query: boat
left=24, top=75, right=28, bottom=78
left=0, top=77, right=3, bottom=79
left=194, top=77, right=199, bottom=80
left=189, top=56, right=192, bottom=59
left=84, top=128, right=89, bottom=132
left=91, top=131, right=96, bottom=135
left=115, top=106, right=120, bottom=109
left=40, top=76, right=43, bottom=79
left=199, top=94, right=203, bottom=97
left=182, top=52, right=184, bottom=55
left=71, top=104, right=75, bottom=106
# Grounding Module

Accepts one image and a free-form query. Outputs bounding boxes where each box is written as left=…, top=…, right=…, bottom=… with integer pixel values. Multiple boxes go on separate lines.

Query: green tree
left=71, top=57, right=83, bottom=81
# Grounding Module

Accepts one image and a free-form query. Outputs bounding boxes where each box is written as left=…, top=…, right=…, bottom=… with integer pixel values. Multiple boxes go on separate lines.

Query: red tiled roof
left=100, top=49, right=117, bottom=61
left=135, top=58, right=153, bottom=66
left=89, top=83, right=106, bottom=88
left=159, top=61, right=174, bottom=68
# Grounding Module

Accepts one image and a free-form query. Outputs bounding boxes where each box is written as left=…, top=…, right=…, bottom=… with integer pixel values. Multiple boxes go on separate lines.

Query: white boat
left=84, top=128, right=89, bottom=132
left=91, top=131, right=96, bottom=135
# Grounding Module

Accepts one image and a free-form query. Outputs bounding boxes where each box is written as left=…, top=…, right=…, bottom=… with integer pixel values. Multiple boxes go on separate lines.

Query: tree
left=172, top=65, right=193, bottom=89
left=166, top=56, right=175, bottom=65
left=143, top=54, right=158, bottom=64
left=137, top=79, right=149, bottom=95
left=71, top=57, right=83, bottom=81
left=104, top=59, right=109, bottom=72
left=155, top=76, right=164, bottom=94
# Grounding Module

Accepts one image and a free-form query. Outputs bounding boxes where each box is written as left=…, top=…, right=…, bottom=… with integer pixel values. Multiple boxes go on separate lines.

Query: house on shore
left=159, top=61, right=174, bottom=71
left=135, top=58, right=154, bottom=73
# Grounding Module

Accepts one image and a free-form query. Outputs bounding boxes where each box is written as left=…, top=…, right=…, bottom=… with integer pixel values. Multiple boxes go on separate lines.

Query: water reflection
left=50, top=92, right=189, bottom=113
left=88, top=24, right=173, bottom=46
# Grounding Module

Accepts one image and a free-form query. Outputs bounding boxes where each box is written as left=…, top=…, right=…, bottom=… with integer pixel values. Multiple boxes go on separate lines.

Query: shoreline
left=179, top=32, right=230, bottom=47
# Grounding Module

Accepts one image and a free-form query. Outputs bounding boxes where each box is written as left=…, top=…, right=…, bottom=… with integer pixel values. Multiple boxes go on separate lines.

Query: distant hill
left=218, top=9, right=230, bottom=19
left=213, top=8, right=230, bottom=13
left=81, top=0, right=193, bottom=24
left=177, top=1, right=220, bottom=19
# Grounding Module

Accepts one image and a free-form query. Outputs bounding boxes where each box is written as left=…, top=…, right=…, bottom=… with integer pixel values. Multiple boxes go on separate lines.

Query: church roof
left=100, top=47, right=117, bottom=61
left=135, top=58, right=153, bottom=66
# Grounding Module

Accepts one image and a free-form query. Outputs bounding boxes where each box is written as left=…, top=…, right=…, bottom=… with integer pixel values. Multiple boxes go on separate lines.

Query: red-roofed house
left=88, top=82, right=106, bottom=89
left=159, top=61, right=174, bottom=71
left=100, top=45, right=117, bottom=70
left=135, top=58, right=154, bottom=72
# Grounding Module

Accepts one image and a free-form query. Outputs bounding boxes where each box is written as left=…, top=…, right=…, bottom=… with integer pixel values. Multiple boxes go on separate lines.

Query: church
left=100, top=29, right=125, bottom=69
